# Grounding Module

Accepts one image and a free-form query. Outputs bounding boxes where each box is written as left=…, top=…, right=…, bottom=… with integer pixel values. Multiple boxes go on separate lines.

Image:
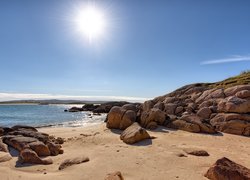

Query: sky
left=0, top=0, right=250, bottom=102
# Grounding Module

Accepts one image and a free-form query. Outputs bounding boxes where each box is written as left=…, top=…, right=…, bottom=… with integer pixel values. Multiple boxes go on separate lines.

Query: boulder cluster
left=0, top=125, right=64, bottom=164
left=106, top=84, right=250, bottom=137
left=66, top=101, right=139, bottom=113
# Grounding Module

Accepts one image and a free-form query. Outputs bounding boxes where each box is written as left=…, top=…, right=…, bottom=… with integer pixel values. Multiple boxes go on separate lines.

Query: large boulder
left=210, top=113, right=250, bottom=136
left=205, top=157, right=250, bottom=180
left=106, top=106, right=136, bottom=130
left=19, top=149, right=52, bottom=165
left=140, top=108, right=167, bottom=129
left=29, top=141, right=50, bottom=156
left=197, top=107, right=212, bottom=119
left=120, top=122, right=150, bottom=144
left=217, top=96, right=250, bottom=113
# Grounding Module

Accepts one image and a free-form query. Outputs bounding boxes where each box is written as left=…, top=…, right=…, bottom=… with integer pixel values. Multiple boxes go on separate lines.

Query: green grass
left=209, top=71, right=250, bottom=89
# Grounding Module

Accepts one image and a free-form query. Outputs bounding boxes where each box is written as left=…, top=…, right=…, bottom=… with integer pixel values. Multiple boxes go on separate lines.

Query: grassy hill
left=209, top=71, right=250, bottom=89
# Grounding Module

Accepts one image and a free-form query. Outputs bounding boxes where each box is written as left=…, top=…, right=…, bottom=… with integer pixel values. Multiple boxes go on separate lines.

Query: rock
left=0, top=140, right=9, bottom=152
left=205, top=157, right=250, bottom=180
left=184, top=148, right=209, bottom=156
left=197, top=107, right=212, bottom=119
left=186, top=103, right=197, bottom=113
left=196, top=89, right=224, bottom=104
left=105, top=171, right=124, bottom=180
left=170, top=119, right=200, bottom=133
left=180, top=115, right=216, bottom=134
left=236, top=90, right=250, bottom=99
left=2, top=136, right=38, bottom=151
left=11, top=125, right=38, bottom=132
left=175, top=106, right=184, bottom=115
left=153, top=102, right=165, bottom=111
left=199, top=100, right=213, bottom=109
left=0, top=152, right=12, bottom=162
left=54, top=137, right=64, bottom=144
left=82, top=104, right=99, bottom=111
left=210, top=113, right=250, bottom=136
left=120, top=122, right=150, bottom=144
left=93, top=101, right=130, bottom=113
left=224, top=85, right=250, bottom=97
left=218, top=96, right=250, bottom=113
left=29, top=141, right=50, bottom=156
left=68, top=107, right=83, bottom=112
left=140, top=108, right=166, bottom=129
left=120, top=110, right=136, bottom=130
left=8, top=129, right=49, bottom=143
left=142, top=100, right=155, bottom=111
left=122, top=104, right=137, bottom=111
left=164, top=103, right=178, bottom=115
left=106, top=106, right=135, bottom=130
left=0, top=128, right=4, bottom=136
left=47, top=142, right=63, bottom=156
left=58, top=156, right=89, bottom=170
left=19, top=149, right=52, bottom=165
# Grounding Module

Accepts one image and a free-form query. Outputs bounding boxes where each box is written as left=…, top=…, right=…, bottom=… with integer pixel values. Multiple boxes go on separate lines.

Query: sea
left=0, top=104, right=106, bottom=128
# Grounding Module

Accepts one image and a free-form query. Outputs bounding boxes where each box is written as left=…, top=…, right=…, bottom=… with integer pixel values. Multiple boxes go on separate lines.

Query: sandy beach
left=0, top=123, right=249, bottom=180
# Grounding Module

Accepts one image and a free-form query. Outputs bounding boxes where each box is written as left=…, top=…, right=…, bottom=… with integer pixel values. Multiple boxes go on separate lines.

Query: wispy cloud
left=201, top=55, right=250, bottom=65
left=0, top=92, right=150, bottom=102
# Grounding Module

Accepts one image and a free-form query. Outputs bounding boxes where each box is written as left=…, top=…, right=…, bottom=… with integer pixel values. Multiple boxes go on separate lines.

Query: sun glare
left=75, top=6, right=106, bottom=42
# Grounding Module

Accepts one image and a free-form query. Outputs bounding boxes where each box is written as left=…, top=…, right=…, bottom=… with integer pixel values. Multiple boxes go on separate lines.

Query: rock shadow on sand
left=129, top=138, right=152, bottom=146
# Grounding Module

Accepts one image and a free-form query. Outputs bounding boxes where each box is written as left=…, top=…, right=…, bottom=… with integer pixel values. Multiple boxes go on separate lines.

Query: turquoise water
left=0, top=104, right=106, bottom=127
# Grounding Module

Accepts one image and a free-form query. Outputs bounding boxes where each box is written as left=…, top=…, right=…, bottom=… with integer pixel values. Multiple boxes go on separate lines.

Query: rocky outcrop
left=66, top=101, right=137, bottom=113
left=140, top=84, right=249, bottom=136
left=205, top=157, right=250, bottom=180
left=105, top=73, right=250, bottom=137
left=58, top=156, right=89, bottom=170
left=120, top=122, right=150, bottom=144
left=105, top=171, right=124, bottom=180
left=0, top=125, right=64, bottom=165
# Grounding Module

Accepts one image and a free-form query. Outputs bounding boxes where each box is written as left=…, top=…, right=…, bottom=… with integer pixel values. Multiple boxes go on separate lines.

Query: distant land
left=0, top=99, right=108, bottom=105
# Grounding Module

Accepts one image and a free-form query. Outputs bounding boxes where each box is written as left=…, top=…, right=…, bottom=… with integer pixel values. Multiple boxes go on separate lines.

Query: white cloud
left=201, top=55, right=250, bottom=65
left=0, top=92, right=150, bottom=102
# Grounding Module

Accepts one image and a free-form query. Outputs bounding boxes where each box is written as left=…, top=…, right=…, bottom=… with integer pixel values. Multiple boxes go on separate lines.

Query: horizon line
left=0, top=92, right=151, bottom=103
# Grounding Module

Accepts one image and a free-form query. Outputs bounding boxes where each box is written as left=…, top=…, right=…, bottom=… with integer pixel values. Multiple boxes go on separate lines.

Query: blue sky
left=0, top=0, right=250, bottom=101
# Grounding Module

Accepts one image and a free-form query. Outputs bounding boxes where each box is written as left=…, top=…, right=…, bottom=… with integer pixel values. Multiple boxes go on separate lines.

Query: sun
left=74, top=6, right=106, bottom=42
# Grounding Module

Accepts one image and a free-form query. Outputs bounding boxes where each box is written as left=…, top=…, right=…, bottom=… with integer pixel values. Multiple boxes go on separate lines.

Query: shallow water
left=0, top=104, right=106, bottom=127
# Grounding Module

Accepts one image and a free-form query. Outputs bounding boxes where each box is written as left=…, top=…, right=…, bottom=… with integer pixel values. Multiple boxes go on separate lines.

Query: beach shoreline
left=1, top=122, right=249, bottom=180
